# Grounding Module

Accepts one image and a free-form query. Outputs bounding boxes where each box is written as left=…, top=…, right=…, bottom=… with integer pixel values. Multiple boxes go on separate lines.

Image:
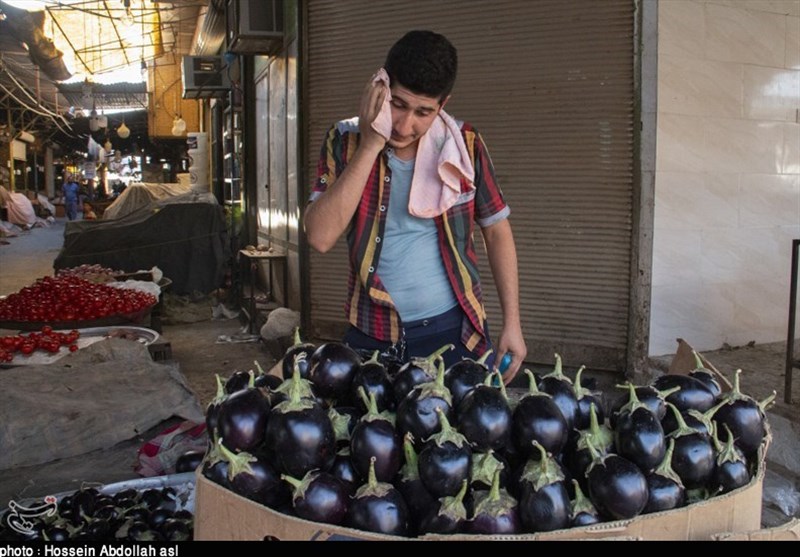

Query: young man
left=304, top=30, right=526, bottom=384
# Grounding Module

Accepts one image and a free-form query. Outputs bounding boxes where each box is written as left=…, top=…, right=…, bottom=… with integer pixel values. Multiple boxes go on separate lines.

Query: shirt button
left=422, top=319, right=429, bottom=326
left=320, top=176, right=327, bottom=184
left=384, top=176, right=390, bottom=182
left=375, top=237, right=381, bottom=243
left=368, top=266, right=374, bottom=273
left=380, top=205, right=386, bottom=212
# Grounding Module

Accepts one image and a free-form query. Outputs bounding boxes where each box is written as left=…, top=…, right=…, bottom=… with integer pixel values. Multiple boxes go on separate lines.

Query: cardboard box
left=194, top=339, right=768, bottom=541
left=713, top=518, right=800, bottom=541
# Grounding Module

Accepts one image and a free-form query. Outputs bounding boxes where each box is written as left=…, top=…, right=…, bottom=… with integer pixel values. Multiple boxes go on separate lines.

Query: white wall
left=651, top=0, right=800, bottom=356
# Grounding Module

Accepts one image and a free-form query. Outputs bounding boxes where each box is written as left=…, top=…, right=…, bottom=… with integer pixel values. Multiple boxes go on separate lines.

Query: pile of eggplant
left=201, top=329, right=774, bottom=538
left=0, top=485, right=193, bottom=541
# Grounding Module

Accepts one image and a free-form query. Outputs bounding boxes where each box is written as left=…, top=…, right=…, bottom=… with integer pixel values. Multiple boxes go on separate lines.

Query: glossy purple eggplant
left=282, top=470, right=349, bottom=525
left=642, top=438, right=686, bottom=514
left=308, top=341, right=362, bottom=402
left=281, top=327, right=315, bottom=380
left=585, top=438, right=648, bottom=521
left=444, top=349, right=492, bottom=408
left=418, top=407, right=472, bottom=498
left=467, top=468, right=521, bottom=535
left=711, top=369, right=775, bottom=457
left=349, top=387, right=402, bottom=483
left=456, top=372, right=512, bottom=452
left=346, top=457, right=410, bottom=536
left=511, top=369, right=569, bottom=459
left=614, top=383, right=666, bottom=474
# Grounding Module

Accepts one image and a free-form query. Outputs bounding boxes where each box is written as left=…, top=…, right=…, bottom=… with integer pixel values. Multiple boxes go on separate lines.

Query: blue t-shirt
left=376, top=150, right=458, bottom=321
left=63, top=182, right=80, bottom=203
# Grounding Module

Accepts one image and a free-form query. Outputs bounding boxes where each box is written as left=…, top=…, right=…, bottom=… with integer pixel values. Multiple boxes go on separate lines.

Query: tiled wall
left=651, top=0, right=800, bottom=356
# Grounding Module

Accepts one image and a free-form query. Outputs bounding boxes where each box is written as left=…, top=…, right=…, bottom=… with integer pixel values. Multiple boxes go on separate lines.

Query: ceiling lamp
left=104, top=139, right=112, bottom=152
left=117, top=121, right=131, bottom=139
left=171, top=115, right=187, bottom=136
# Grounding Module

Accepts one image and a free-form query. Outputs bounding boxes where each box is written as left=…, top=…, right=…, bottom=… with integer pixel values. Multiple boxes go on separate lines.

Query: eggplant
left=467, top=468, right=521, bottom=535
left=652, top=374, right=716, bottom=414
left=252, top=359, right=283, bottom=392
left=275, top=355, right=319, bottom=402
left=642, top=438, right=686, bottom=514
left=393, top=344, right=454, bottom=404
left=418, top=407, right=472, bottom=498
left=456, top=372, right=512, bottom=452
left=349, top=387, right=402, bottom=483
left=470, top=449, right=510, bottom=492
left=328, top=406, right=359, bottom=447
left=664, top=402, right=715, bottom=489
left=613, top=382, right=666, bottom=474
left=225, top=369, right=253, bottom=394
left=329, top=447, right=360, bottom=496
left=537, top=353, right=579, bottom=432
left=710, top=423, right=751, bottom=494
left=282, top=327, right=316, bottom=379
left=511, top=370, right=569, bottom=459
left=308, top=341, right=362, bottom=402
left=609, top=384, right=678, bottom=429
left=584, top=438, right=648, bottom=521
left=418, top=479, right=469, bottom=535
left=660, top=406, right=712, bottom=439
left=216, top=439, right=289, bottom=508
left=350, top=351, right=395, bottom=413
left=573, top=365, right=606, bottom=430
left=569, top=479, right=601, bottom=527
left=216, top=382, right=271, bottom=453
left=688, top=350, right=723, bottom=399
left=710, top=369, right=775, bottom=457
left=564, top=402, right=614, bottom=493
left=265, top=377, right=336, bottom=478
left=397, top=357, right=454, bottom=446
left=517, top=441, right=571, bottom=533
left=175, top=450, right=205, bottom=473
left=282, top=470, right=349, bottom=525
left=346, top=457, right=410, bottom=536
left=444, top=349, right=492, bottom=407
left=205, top=374, right=228, bottom=435
left=396, top=432, right=436, bottom=536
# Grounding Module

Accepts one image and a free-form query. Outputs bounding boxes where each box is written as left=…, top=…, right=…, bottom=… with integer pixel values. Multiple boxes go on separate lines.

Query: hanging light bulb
left=117, top=121, right=130, bottom=139
left=104, top=139, right=112, bottom=152
left=121, top=6, right=134, bottom=28
left=171, top=115, right=187, bottom=136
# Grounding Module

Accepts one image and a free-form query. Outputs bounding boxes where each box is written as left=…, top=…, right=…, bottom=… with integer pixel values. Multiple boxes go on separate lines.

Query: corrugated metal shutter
left=305, top=0, right=635, bottom=371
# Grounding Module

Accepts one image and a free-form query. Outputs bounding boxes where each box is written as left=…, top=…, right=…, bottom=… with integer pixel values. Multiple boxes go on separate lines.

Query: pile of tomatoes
left=0, top=274, right=157, bottom=323
left=0, top=326, right=80, bottom=363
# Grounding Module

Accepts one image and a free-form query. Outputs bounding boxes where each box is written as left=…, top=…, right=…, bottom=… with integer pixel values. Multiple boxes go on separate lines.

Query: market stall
left=53, top=191, right=228, bottom=296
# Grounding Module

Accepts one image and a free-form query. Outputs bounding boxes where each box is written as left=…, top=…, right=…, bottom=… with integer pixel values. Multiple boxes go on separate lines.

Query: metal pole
left=784, top=239, right=799, bottom=404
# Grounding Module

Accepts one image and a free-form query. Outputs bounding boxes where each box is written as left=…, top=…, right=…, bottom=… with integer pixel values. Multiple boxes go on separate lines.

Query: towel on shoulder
left=371, top=68, right=475, bottom=218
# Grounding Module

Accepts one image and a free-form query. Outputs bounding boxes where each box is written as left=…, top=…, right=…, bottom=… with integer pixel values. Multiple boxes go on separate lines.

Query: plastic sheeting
left=54, top=191, right=229, bottom=296
left=0, top=338, right=205, bottom=471
left=0, top=186, right=36, bottom=227
left=103, top=182, right=192, bottom=221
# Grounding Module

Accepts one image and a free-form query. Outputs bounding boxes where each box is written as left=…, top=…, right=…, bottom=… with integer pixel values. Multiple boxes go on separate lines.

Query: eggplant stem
left=477, top=349, right=493, bottom=366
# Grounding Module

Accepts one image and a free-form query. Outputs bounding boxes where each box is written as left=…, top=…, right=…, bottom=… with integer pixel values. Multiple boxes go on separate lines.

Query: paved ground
left=1, top=216, right=798, bottom=530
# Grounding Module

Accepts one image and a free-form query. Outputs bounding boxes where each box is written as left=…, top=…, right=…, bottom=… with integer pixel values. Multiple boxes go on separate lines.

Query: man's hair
left=384, top=30, right=457, bottom=103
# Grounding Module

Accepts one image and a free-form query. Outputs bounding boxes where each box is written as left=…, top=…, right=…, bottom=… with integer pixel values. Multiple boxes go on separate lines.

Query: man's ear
left=439, top=95, right=451, bottom=111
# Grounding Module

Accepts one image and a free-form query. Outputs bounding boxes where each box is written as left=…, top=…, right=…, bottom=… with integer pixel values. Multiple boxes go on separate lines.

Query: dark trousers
left=342, top=305, right=495, bottom=370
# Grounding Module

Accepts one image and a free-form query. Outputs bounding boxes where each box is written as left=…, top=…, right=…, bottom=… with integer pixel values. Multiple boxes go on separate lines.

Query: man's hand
left=495, top=324, right=527, bottom=385
left=358, top=76, right=389, bottom=152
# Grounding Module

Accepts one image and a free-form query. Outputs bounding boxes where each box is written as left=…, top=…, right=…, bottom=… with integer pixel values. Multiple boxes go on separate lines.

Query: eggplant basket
left=194, top=333, right=773, bottom=541
left=0, top=473, right=196, bottom=541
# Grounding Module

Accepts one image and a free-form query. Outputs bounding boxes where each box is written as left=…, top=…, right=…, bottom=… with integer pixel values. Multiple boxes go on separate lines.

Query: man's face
left=387, top=83, right=448, bottom=156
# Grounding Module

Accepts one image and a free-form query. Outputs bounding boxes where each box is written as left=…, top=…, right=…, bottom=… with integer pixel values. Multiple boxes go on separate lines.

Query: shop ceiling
left=0, top=0, right=213, bottom=153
